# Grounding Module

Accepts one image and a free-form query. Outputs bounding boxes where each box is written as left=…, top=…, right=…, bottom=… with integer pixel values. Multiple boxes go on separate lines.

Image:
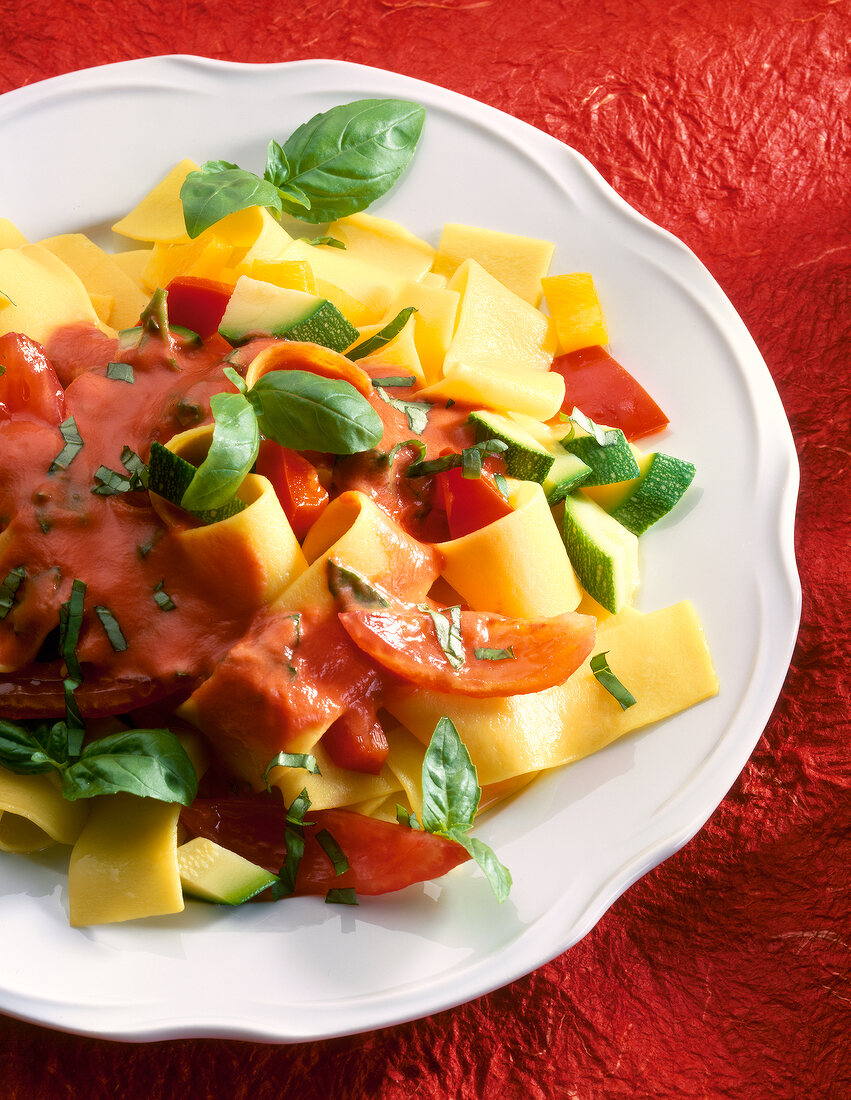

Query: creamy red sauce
left=0, top=324, right=482, bottom=734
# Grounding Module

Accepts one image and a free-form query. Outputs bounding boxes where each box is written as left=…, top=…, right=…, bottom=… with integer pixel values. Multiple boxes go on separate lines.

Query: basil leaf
left=273, top=788, right=311, bottom=899
left=396, top=804, right=421, bottom=829
left=494, top=473, right=509, bottom=499
left=348, top=308, right=417, bottom=362
left=58, top=578, right=86, bottom=683
left=49, top=415, right=84, bottom=473
left=590, top=651, right=637, bottom=710
left=264, top=751, right=321, bottom=791
left=249, top=369, right=383, bottom=454
left=421, top=717, right=480, bottom=835
left=568, top=407, right=620, bottom=447
left=153, top=580, right=177, bottom=612
left=303, top=236, right=345, bottom=249
left=325, top=887, right=358, bottom=905
left=121, top=447, right=149, bottom=486
left=316, top=829, right=350, bottom=875
left=277, top=99, right=426, bottom=223
left=406, top=438, right=506, bottom=479
left=450, top=832, right=513, bottom=905
left=474, top=646, right=515, bottom=661
left=374, top=386, right=430, bottom=435
left=327, top=560, right=389, bottom=608
left=94, top=605, right=127, bottom=652
left=63, top=681, right=85, bottom=755
left=92, top=465, right=143, bottom=496
left=0, top=565, right=26, bottom=620
left=264, top=139, right=290, bottom=188
left=387, top=438, right=426, bottom=465
left=181, top=167, right=283, bottom=239
left=61, top=728, right=198, bottom=804
left=372, top=375, right=416, bottom=389
left=180, top=391, right=259, bottom=512
left=0, top=719, right=59, bottom=775
left=422, top=605, right=465, bottom=671
left=106, top=361, right=134, bottom=383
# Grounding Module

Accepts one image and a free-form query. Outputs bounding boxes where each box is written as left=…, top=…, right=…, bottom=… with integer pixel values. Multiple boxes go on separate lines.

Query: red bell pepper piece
left=552, top=345, right=669, bottom=441
left=255, top=440, right=329, bottom=541
left=0, top=333, right=66, bottom=426
left=439, top=464, right=514, bottom=539
left=321, top=706, right=390, bottom=775
left=165, top=276, right=233, bottom=339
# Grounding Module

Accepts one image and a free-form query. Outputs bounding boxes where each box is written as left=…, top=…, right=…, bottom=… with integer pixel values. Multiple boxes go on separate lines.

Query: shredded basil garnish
left=494, top=472, right=509, bottom=499
left=325, top=887, right=358, bottom=906
left=0, top=566, right=26, bottom=620
left=374, top=385, right=431, bottom=434
left=106, top=361, right=134, bottom=383
left=264, top=751, right=321, bottom=791
left=94, top=605, right=127, bottom=652
left=396, top=804, right=421, bottom=829
left=349, top=308, right=417, bottom=362
left=273, top=788, right=311, bottom=899
left=316, top=829, right=350, bottom=875
left=371, top=375, right=417, bottom=389
left=49, top=416, right=84, bottom=473
left=58, top=578, right=86, bottom=683
left=567, top=407, right=620, bottom=447
left=406, top=439, right=507, bottom=479
left=387, top=438, right=427, bottom=465
left=590, top=651, right=637, bottom=709
left=421, top=605, right=465, bottom=670
left=152, top=580, right=177, bottom=612
left=474, top=646, right=516, bottom=661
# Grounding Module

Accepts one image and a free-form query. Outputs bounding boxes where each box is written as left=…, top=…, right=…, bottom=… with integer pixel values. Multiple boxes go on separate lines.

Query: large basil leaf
left=0, top=719, right=61, bottom=775
left=61, top=728, right=198, bottom=804
left=248, top=370, right=383, bottom=454
left=181, top=166, right=283, bottom=238
left=274, top=99, right=426, bottom=222
left=180, top=391, right=260, bottom=512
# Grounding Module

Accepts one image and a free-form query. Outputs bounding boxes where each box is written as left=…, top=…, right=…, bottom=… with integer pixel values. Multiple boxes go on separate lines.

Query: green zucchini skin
left=610, top=453, right=696, bottom=535
left=468, top=409, right=555, bottom=483
left=562, top=492, right=639, bottom=614
left=560, top=428, right=641, bottom=487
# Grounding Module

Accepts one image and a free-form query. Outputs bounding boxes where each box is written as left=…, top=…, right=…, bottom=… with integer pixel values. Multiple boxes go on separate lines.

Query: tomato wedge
left=255, top=441, right=329, bottom=541
left=552, top=345, right=669, bottom=441
left=338, top=606, right=596, bottom=696
left=0, top=333, right=67, bottom=426
left=438, top=464, right=514, bottom=539
left=165, top=276, right=233, bottom=339
left=321, top=705, right=390, bottom=775
left=180, top=795, right=469, bottom=894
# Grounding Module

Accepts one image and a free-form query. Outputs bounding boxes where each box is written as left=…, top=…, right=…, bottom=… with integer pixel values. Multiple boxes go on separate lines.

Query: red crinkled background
left=1, top=1, right=849, bottom=1097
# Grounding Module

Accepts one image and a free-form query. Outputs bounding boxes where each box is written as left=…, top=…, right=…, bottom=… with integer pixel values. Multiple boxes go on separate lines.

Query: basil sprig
left=406, top=438, right=507, bottom=479
left=0, top=718, right=198, bottom=805
left=181, top=99, right=426, bottom=237
left=420, top=717, right=512, bottom=903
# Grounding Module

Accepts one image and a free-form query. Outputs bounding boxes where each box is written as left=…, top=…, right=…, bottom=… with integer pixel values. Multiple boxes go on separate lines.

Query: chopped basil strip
left=371, top=375, right=417, bottom=389
left=349, top=307, right=417, bottom=362
left=316, top=828, right=350, bottom=875
left=388, top=438, right=427, bottom=465
left=264, top=751, right=321, bottom=791
left=273, top=788, right=311, bottom=899
left=120, top=447, right=149, bottom=486
left=374, top=385, right=431, bottom=434
left=0, top=566, right=26, bottom=620
left=327, top=560, right=389, bottom=608
left=420, top=717, right=511, bottom=903
left=58, top=578, right=86, bottom=683
left=474, top=646, right=516, bottom=661
left=106, top=361, right=134, bottom=383
left=94, top=605, right=127, bottom=652
left=222, top=365, right=247, bottom=394
left=568, top=407, right=620, bottom=447
left=303, top=236, right=346, bottom=249
left=49, top=416, right=84, bottom=473
left=422, top=605, right=465, bottom=671
left=153, top=580, right=176, bottom=611
left=494, top=473, right=509, bottom=499
left=406, top=439, right=507, bottom=479
left=590, top=651, right=637, bottom=710
left=92, top=465, right=141, bottom=496
left=325, top=887, right=358, bottom=906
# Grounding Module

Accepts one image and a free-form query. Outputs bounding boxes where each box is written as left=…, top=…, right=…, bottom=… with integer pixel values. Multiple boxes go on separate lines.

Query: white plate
left=0, top=56, right=800, bottom=1042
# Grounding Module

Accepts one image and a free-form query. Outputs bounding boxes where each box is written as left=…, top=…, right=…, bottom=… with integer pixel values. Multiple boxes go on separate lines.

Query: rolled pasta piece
left=384, top=601, right=719, bottom=785
left=437, top=479, right=582, bottom=618
left=68, top=793, right=183, bottom=926
left=0, top=770, right=88, bottom=853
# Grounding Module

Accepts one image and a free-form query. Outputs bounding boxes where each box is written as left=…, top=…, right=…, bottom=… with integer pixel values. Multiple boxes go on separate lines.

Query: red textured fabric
left=1, top=1, right=849, bottom=1097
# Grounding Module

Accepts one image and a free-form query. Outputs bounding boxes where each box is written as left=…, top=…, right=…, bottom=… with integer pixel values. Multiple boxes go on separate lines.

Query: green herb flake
left=273, top=788, right=312, bottom=899
left=325, top=887, right=358, bottom=906
left=106, top=361, right=134, bottom=383
left=153, top=580, right=177, bottom=612
left=371, top=375, right=417, bottom=389
left=316, top=828, right=350, bottom=875
left=494, top=473, right=509, bottom=499
left=474, top=646, right=516, bottom=662
left=264, top=751, right=321, bottom=791
left=568, top=407, right=620, bottom=447
left=590, top=651, right=637, bottom=710
left=374, top=385, right=431, bottom=435
left=58, top=578, right=86, bottom=683
left=421, top=605, right=465, bottom=671
left=349, top=308, right=417, bottom=362
left=302, top=236, right=346, bottom=249
left=0, top=566, right=26, bottom=620
left=94, top=605, right=128, bottom=652
left=396, top=804, right=421, bottom=829
left=49, top=416, right=84, bottom=474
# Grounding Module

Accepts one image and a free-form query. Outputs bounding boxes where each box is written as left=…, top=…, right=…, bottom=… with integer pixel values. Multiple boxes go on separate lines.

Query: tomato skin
left=165, top=276, right=233, bottom=339
left=0, top=333, right=67, bottom=426
left=552, top=345, right=669, bottom=441
left=339, top=606, right=596, bottom=696
left=0, top=662, right=181, bottom=719
left=180, top=795, right=470, bottom=894
left=439, top=464, right=514, bottom=539
left=321, top=705, right=390, bottom=775
left=256, top=441, right=329, bottom=541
